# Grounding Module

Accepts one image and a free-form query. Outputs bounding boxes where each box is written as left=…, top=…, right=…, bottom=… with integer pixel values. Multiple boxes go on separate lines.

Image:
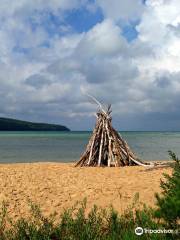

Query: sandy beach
left=0, top=162, right=172, bottom=220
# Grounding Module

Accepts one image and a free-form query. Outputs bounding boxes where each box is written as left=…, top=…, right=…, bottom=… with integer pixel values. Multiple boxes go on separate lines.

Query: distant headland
left=0, top=117, right=70, bottom=131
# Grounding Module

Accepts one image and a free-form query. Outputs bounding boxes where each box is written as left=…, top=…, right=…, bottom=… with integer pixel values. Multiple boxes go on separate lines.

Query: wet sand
left=0, top=162, right=172, bottom=220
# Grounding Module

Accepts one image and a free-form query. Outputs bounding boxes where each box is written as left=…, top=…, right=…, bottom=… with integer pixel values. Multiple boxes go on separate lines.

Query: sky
left=0, top=0, right=180, bottom=131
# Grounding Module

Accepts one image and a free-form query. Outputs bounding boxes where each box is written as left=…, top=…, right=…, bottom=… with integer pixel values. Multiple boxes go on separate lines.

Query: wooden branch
left=98, top=120, right=104, bottom=166
left=75, top=104, right=149, bottom=167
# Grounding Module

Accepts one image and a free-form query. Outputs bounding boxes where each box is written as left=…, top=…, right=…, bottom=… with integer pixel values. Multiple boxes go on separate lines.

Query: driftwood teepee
left=75, top=96, right=150, bottom=167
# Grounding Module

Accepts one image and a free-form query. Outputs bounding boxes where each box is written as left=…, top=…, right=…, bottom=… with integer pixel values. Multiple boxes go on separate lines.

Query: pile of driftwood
left=75, top=97, right=151, bottom=167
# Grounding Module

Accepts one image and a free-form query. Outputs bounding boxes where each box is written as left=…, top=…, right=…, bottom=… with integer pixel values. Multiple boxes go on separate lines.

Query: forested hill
left=0, top=118, right=70, bottom=131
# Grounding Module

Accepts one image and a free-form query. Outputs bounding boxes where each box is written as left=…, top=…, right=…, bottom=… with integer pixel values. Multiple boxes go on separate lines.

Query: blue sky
left=0, top=0, right=180, bottom=130
left=15, top=2, right=139, bottom=48
left=65, top=6, right=104, bottom=33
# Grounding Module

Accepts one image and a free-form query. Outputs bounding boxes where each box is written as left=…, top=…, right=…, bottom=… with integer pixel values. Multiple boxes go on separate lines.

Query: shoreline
left=0, top=159, right=173, bottom=165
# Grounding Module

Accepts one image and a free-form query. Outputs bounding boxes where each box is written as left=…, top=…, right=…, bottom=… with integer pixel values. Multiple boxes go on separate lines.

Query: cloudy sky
left=0, top=0, right=180, bottom=130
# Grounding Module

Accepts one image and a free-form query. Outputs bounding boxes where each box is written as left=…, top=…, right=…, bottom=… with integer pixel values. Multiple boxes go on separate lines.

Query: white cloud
left=96, top=0, right=144, bottom=22
left=0, top=0, right=81, bottom=16
left=0, top=0, right=180, bottom=130
left=136, top=0, right=180, bottom=72
left=75, top=19, right=127, bottom=58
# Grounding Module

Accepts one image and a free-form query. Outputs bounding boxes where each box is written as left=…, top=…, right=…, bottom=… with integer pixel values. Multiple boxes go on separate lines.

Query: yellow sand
left=0, top=163, right=172, bottom=220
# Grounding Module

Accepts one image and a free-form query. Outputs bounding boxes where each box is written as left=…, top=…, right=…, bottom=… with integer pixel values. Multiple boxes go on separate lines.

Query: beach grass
left=0, top=198, right=167, bottom=240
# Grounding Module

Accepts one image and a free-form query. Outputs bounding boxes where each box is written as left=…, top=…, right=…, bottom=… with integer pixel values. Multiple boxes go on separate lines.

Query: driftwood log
left=75, top=101, right=152, bottom=167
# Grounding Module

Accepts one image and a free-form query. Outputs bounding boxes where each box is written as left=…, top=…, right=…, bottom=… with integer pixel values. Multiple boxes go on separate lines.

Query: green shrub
left=155, top=151, right=180, bottom=230
left=0, top=199, right=167, bottom=240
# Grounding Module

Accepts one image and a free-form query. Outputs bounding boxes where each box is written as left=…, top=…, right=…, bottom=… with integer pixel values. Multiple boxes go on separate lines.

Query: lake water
left=0, top=131, right=180, bottom=163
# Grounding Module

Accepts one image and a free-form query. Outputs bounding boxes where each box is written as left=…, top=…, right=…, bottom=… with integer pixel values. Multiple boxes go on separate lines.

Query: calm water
left=0, top=131, right=180, bottom=163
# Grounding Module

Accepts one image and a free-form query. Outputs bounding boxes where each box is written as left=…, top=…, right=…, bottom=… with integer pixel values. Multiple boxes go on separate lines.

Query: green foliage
left=0, top=199, right=169, bottom=240
left=155, top=151, right=180, bottom=229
